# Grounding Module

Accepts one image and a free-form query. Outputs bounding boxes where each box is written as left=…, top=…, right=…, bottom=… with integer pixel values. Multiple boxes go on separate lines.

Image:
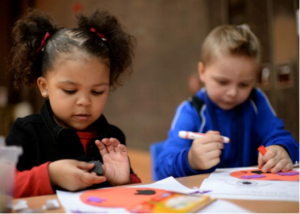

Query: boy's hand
left=95, top=138, right=130, bottom=186
left=48, top=160, right=106, bottom=191
left=258, top=145, right=293, bottom=173
left=188, top=131, right=224, bottom=170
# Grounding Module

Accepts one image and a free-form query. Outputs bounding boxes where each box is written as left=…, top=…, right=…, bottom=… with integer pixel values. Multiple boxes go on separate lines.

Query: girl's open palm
left=95, top=138, right=130, bottom=186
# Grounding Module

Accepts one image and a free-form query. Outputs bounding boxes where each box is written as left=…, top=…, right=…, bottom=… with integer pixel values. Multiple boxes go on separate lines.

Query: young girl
left=6, top=9, right=141, bottom=198
left=156, top=25, right=299, bottom=179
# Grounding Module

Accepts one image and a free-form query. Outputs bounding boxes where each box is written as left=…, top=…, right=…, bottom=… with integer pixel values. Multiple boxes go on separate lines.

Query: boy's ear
left=198, top=62, right=205, bottom=82
left=37, top=77, right=48, bottom=98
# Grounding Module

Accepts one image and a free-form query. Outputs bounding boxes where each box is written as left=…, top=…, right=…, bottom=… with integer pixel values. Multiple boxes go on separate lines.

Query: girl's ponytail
left=7, top=9, right=59, bottom=89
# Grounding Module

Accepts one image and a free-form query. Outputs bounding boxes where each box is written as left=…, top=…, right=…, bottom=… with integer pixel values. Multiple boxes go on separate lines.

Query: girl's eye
left=63, top=90, right=76, bottom=94
left=92, top=91, right=104, bottom=95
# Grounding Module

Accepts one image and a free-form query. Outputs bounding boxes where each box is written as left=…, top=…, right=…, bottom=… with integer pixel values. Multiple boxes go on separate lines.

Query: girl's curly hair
left=7, top=9, right=136, bottom=90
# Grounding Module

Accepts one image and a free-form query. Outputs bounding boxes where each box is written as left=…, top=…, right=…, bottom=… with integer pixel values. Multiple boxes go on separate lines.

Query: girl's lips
left=75, top=115, right=90, bottom=120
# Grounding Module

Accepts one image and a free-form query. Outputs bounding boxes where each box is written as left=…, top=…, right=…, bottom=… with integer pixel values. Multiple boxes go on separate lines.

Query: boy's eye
left=63, top=90, right=76, bottom=94
left=239, top=83, right=250, bottom=88
left=218, top=80, right=227, bottom=85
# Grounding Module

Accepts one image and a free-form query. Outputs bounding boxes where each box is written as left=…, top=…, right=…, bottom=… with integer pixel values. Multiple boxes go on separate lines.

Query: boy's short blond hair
left=200, top=25, right=261, bottom=65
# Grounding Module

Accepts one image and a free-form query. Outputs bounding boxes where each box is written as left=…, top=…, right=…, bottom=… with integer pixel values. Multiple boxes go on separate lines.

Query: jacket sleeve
left=156, top=101, right=213, bottom=180
left=254, top=89, right=299, bottom=162
left=14, top=162, right=54, bottom=198
left=109, top=124, right=142, bottom=183
left=6, top=119, right=54, bottom=198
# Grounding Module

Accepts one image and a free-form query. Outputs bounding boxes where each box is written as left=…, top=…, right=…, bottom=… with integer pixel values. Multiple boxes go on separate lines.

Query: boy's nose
left=227, top=86, right=238, bottom=97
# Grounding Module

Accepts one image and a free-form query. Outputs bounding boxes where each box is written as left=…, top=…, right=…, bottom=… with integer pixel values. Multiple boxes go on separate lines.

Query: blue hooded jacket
left=156, top=88, right=299, bottom=179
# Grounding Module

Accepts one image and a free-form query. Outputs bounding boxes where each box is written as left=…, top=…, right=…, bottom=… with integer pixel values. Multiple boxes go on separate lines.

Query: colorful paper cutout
left=230, top=169, right=299, bottom=181
left=241, top=175, right=266, bottom=179
left=277, top=171, right=299, bottom=176
left=86, top=196, right=106, bottom=203
left=80, top=188, right=167, bottom=209
left=190, top=187, right=212, bottom=194
left=80, top=187, right=213, bottom=213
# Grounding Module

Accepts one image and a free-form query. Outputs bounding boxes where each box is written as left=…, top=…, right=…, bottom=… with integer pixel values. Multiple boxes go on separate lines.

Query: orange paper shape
left=80, top=187, right=213, bottom=213
left=80, top=188, right=167, bottom=208
left=230, top=169, right=299, bottom=181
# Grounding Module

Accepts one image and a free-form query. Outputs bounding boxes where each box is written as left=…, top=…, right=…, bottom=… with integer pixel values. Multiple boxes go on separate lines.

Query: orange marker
left=258, top=145, right=267, bottom=156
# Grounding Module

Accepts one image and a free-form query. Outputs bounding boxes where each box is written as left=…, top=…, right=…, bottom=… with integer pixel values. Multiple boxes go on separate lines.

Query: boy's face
left=37, top=54, right=110, bottom=131
left=198, top=54, right=258, bottom=110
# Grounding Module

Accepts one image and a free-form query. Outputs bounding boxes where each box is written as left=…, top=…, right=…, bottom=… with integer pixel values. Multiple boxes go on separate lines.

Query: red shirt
left=14, top=132, right=141, bottom=198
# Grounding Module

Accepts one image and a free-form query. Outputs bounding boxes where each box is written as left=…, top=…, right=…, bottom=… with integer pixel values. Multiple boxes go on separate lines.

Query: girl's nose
left=76, top=95, right=91, bottom=106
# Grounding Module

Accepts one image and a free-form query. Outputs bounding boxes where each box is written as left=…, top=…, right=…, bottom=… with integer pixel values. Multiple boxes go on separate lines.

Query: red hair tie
left=90, top=27, right=108, bottom=42
left=37, top=32, right=50, bottom=53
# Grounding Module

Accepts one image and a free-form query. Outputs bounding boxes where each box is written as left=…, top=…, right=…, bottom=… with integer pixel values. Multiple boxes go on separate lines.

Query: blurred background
left=0, top=0, right=298, bottom=182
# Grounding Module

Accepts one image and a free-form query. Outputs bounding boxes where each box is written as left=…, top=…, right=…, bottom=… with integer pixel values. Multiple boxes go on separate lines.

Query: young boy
left=156, top=25, right=299, bottom=179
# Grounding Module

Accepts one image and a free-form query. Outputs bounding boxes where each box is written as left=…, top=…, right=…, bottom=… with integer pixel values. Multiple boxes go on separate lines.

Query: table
left=12, top=174, right=299, bottom=213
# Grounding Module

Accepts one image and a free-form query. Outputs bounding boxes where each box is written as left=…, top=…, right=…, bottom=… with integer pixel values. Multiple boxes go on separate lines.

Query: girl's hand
left=188, top=131, right=224, bottom=170
left=48, top=160, right=106, bottom=191
left=258, top=145, right=293, bottom=173
left=95, top=138, right=130, bottom=186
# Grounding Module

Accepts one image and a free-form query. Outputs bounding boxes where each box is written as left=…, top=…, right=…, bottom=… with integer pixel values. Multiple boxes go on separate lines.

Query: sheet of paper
left=209, top=166, right=299, bottom=179
left=126, top=176, right=194, bottom=193
left=56, top=176, right=193, bottom=213
left=200, top=167, right=299, bottom=202
left=56, top=190, right=128, bottom=213
left=57, top=176, right=250, bottom=213
left=198, top=199, right=252, bottom=213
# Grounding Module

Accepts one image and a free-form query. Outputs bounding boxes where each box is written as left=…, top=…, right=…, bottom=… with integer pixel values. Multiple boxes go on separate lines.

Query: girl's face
left=198, top=54, right=258, bottom=110
left=37, top=54, right=110, bottom=131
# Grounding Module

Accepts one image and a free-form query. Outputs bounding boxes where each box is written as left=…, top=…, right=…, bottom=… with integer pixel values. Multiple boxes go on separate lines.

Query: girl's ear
left=37, top=77, right=48, bottom=98
left=198, top=62, right=205, bottom=82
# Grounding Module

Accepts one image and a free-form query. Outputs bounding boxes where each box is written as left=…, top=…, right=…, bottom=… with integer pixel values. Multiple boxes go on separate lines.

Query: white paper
left=57, top=176, right=250, bottom=213
left=56, top=177, right=193, bottom=213
left=12, top=200, right=29, bottom=211
left=198, top=199, right=252, bottom=213
left=126, top=176, right=194, bottom=193
left=200, top=167, right=299, bottom=202
left=42, top=199, right=60, bottom=210
left=57, top=189, right=128, bottom=213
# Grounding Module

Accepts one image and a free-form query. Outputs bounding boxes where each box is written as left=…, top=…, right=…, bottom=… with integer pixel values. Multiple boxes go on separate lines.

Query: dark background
left=0, top=0, right=298, bottom=151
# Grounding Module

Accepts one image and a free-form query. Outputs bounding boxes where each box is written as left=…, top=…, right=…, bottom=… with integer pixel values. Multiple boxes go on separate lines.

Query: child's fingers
left=95, top=139, right=108, bottom=156
left=202, top=141, right=224, bottom=150
left=260, top=148, right=277, bottom=171
left=261, top=157, right=278, bottom=172
left=79, top=172, right=106, bottom=185
left=194, top=135, right=223, bottom=146
left=76, top=161, right=95, bottom=170
left=281, top=162, right=293, bottom=172
left=270, top=159, right=293, bottom=173
left=257, top=154, right=264, bottom=169
left=206, top=130, right=220, bottom=135
left=118, top=144, right=128, bottom=156
left=110, top=138, right=120, bottom=152
left=270, top=160, right=284, bottom=173
left=102, top=138, right=119, bottom=153
left=206, top=149, right=222, bottom=160
left=101, top=138, right=109, bottom=145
